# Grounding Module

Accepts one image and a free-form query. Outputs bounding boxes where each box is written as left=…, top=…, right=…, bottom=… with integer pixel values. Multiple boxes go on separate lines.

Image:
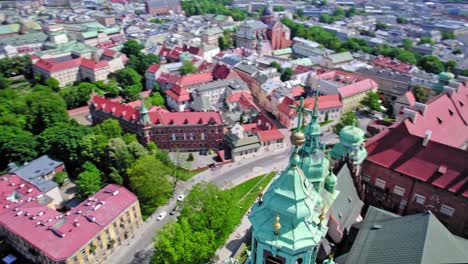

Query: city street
left=104, top=147, right=291, bottom=264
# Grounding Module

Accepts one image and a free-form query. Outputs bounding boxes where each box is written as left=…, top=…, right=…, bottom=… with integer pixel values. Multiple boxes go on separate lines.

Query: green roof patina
left=330, top=125, right=367, bottom=164
left=0, top=24, right=20, bottom=35
left=0, top=32, right=47, bottom=46
left=34, top=41, right=99, bottom=57
left=272, top=48, right=292, bottom=56
left=249, top=95, right=339, bottom=264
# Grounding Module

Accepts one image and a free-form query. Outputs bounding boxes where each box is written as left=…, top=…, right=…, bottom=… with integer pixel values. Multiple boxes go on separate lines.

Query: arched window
left=296, top=258, right=303, bottom=264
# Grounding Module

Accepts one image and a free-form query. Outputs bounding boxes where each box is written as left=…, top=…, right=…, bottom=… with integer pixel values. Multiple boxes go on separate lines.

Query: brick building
left=360, top=77, right=468, bottom=237
left=90, top=96, right=224, bottom=151
left=0, top=175, right=142, bottom=264
left=145, top=0, right=182, bottom=15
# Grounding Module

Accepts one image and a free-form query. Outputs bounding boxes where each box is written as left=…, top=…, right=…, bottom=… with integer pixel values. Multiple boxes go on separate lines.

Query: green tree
left=401, top=38, right=413, bottom=50
left=361, top=91, right=382, bottom=112
left=76, top=162, right=102, bottom=199
left=121, top=84, right=142, bottom=102
left=0, top=55, right=32, bottom=77
left=147, top=92, right=165, bottom=107
left=53, top=171, right=67, bottom=187
left=297, top=8, right=304, bottom=17
left=396, top=50, right=417, bottom=65
left=418, top=37, right=434, bottom=45
left=128, top=155, right=173, bottom=217
left=121, top=39, right=143, bottom=57
left=333, top=112, right=358, bottom=134
left=333, top=7, right=345, bottom=17
left=319, top=14, right=335, bottom=24
left=418, top=55, right=444, bottom=74
left=280, top=68, right=294, bottom=82
left=38, top=122, right=90, bottom=174
left=115, top=67, right=142, bottom=88
left=59, top=82, right=96, bottom=109
left=139, top=54, right=161, bottom=74
left=396, top=17, right=408, bottom=24
left=375, top=22, right=389, bottom=30
left=0, top=74, right=11, bottom=89
left=444, top=60, right=457, bottom=72
left=45, top=78, right=60, bottom=92
left=452, top=49, right=462, bottom=55
left=24, top=90, right=68, bottom=134
left=93, top=80, right=120, bottom=98
left=180, top=60, right=197, bottom=76
left=180, top=183, right=237, bottom=242
left=461, top=69, right=468, bottom=77
left=412, top=85, right=429, bottom=103
left=0, top=126, right=38, bottom=170
left=270, top=61, right=281, bottom=71
left=94, top=119, right=123, bottom=139
left=273, top=6, right=285, bottom=12
left=152, top=218, right=217, bottom=264
left=441, top=31, right=455, bottom=40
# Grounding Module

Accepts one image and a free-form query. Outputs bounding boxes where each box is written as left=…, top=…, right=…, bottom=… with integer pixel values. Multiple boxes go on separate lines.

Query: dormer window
left=449, top=109, right=453, bottom=116
left=437, top=117, right=442, bottom=124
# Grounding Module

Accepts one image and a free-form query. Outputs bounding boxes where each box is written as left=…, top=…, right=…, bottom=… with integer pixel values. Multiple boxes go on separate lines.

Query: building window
left=362, top=174, right=371, bottom=182
left=440, top=204, right=455, bottom=217
left=393, top=185, right=405, bottom=196
left=375, top=178, right=386, bottom=189
left=413, top=194, right=426, bottom=205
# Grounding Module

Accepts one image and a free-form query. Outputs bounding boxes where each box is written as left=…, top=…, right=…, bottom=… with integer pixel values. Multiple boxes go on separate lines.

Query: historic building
left=145, top=0, right=182, bottom=15
left=0, top=176, right=142, bottom=264
left=247, top=95, right=338, bottom=264
left=358, top=76, right=468, bottom=237
left=90, top=96, right=225, bottom=151
left=235, top=5, right=291, bottom=55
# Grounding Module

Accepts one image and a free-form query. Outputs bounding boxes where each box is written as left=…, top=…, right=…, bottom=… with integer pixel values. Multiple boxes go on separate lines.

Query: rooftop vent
left=371, top=224, right=382, bottom=230
left=112, top=190, right=120, bottom=196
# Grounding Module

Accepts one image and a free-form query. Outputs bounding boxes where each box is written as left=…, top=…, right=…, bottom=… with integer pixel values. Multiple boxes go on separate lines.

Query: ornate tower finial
left=257, top=186, right=263, bottom=205
left=273, top=214, right=281, bottom=235
left=312, top=84, right=320, bottom=120
left=139, top=96, right=151, bottom=125
left=290, top=97, right=305, bottom=133
left=319, top=206, right=326, bottom=226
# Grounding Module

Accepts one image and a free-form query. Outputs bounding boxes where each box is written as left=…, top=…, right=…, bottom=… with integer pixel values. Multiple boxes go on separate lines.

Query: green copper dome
left=325, top=172, right=337, bottom=193
left=438, top=72, right=455, bottom=82
left=339, top=126, right=365, bottom=146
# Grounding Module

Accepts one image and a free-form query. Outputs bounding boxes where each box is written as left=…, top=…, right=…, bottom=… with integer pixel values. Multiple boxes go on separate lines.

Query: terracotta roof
left=257, top=129, right=284, bottom=142
left=35, top=58, right=81, bottom=72
left=92, top=96, right=222, bottom=126
left=278, top=95, right=343, bottom=117
left=291, top=86, right=305, bottom=97
left=404, top=91, right=416, bottom=106
left=0, top=178, right=137, bottom=261
left=80, top=58, right=109, bottom=70
left=213, top=64, right=230, bottom=80
left=102, top=48, right=117, bottom=57
left=373, top=55, right=413, bottom=74
left=146, top=64, right=161, bottom=74
left=403, top=90, right=468, bottom=148
left=159, top=72, right=213, bottom=88
left=366, top=123, right=468, bottom=198
left=165, top=86, right=191, bottom=102
left=242, top=123, right=257, bottom=131
left=278, top=96, right=296, bottom=116
left=226, top=91, right=253, bottom=103
left=338, top=79, right=378, bottom=98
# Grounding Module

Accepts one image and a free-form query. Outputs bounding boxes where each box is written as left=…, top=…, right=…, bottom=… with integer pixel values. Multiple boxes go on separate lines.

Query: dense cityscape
left=0, top=0, right=467, bottom=263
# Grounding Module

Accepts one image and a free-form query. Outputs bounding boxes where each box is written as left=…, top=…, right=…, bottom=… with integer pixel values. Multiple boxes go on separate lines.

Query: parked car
left=170, top=206, right=180, bottom=215
left=156, top=211, right=167, bottom=221
left=177, top=194, right=185, bottom=201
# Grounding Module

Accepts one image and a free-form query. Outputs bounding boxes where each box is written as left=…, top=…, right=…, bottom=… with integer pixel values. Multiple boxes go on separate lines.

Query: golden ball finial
left=290, top=131, right=305, bottom=146
left=273, top=214, right=281, bottom=235
left=319, top=206, right=326, bottom=224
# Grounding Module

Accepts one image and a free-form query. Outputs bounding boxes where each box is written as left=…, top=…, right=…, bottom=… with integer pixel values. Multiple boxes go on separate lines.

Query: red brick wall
left=362, top=160, right=468, bottom=237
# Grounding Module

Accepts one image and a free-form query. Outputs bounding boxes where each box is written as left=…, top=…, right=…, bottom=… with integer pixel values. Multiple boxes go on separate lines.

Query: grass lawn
left=177, top=167, right=208, bottom=181
left=226, top=171, right=276, bottom=215
left=319, top=119, right=333, bottom=126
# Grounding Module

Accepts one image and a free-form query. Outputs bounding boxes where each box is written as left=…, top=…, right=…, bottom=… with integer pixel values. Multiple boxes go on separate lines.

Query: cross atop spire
left=290, top=97, right=306, bottom=132
left=312, top=84, right=321, bottom=120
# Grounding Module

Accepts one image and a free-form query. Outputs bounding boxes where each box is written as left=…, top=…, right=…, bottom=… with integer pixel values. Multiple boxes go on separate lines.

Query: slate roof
left=343, top=206, right=468, bottom=264
left=329, top=164, right=363, bottom=240
left=241, top=20, right=268, bottom=30
left=146, top=0, right=180, bottom=9
left=327, top=51, right=353, bottom=64
left=9, top=155, right=62, bottom=193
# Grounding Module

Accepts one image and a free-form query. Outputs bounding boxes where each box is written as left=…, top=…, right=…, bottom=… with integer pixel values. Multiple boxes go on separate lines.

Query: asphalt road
left=104, top=148, right=291, bottom=264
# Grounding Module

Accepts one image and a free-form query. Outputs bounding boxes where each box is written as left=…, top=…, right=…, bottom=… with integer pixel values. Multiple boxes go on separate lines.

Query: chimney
left=422, top=130, right=432, bottom=147
left=443, top=86, right=456, bottom=97
left=413, top=102, right=427, bottom=116
left=402, top=108, right=418, bottom=123
left=458, top=76, right=468, bottom=87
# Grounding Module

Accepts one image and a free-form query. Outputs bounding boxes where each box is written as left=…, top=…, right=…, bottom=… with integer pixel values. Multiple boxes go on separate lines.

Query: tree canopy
left=280, top=68, right=294, bottom=82
left=361, top=91, right=382, bottom=112
left=180, top=61, right=198, bottom=76
left=0, top=125, right=38, bottom=169
left=333, top=112, right=358, bottom=134
left=76, top=162, right=102, bottom=199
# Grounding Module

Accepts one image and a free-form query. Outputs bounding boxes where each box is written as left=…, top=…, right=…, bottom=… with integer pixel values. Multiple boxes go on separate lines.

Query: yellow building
left=0, top=181, right=142, bottom=264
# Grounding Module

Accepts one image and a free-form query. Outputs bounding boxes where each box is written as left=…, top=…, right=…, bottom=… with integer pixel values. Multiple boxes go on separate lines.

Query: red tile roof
left=35, top=58, right=81, bottom=72
left=404, top=91, right=416, bottom=106
left=257, top=129, right=285, bottom=142
left=80, top=58, right=109, bottom=70
left=278, top=95, right=343, bottom=117
left=338, top=79, right=378, bottom=98
left=146, top=64, right=161, bottom=74
left=373, top=55, right=413, bottom=74
left=165, top=86, right=191, bottom=102
left=158, top=72, right=213, bottom=88
left=226, top=91, right=253, bottom=103
left=0, top=178, right=137, bottom=261
left=291, top=86, right=305, bottom=97
left=404, top=90, right=468, bottom=148
left=102, top=48, right=118, bottom=57
left=92, top=96, right=222, bottom=125
left=366, top=123, right=468, bottom=198
left=213, top=64, right=231, bottom=80
left=242, top=123, right=257, bottom=131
